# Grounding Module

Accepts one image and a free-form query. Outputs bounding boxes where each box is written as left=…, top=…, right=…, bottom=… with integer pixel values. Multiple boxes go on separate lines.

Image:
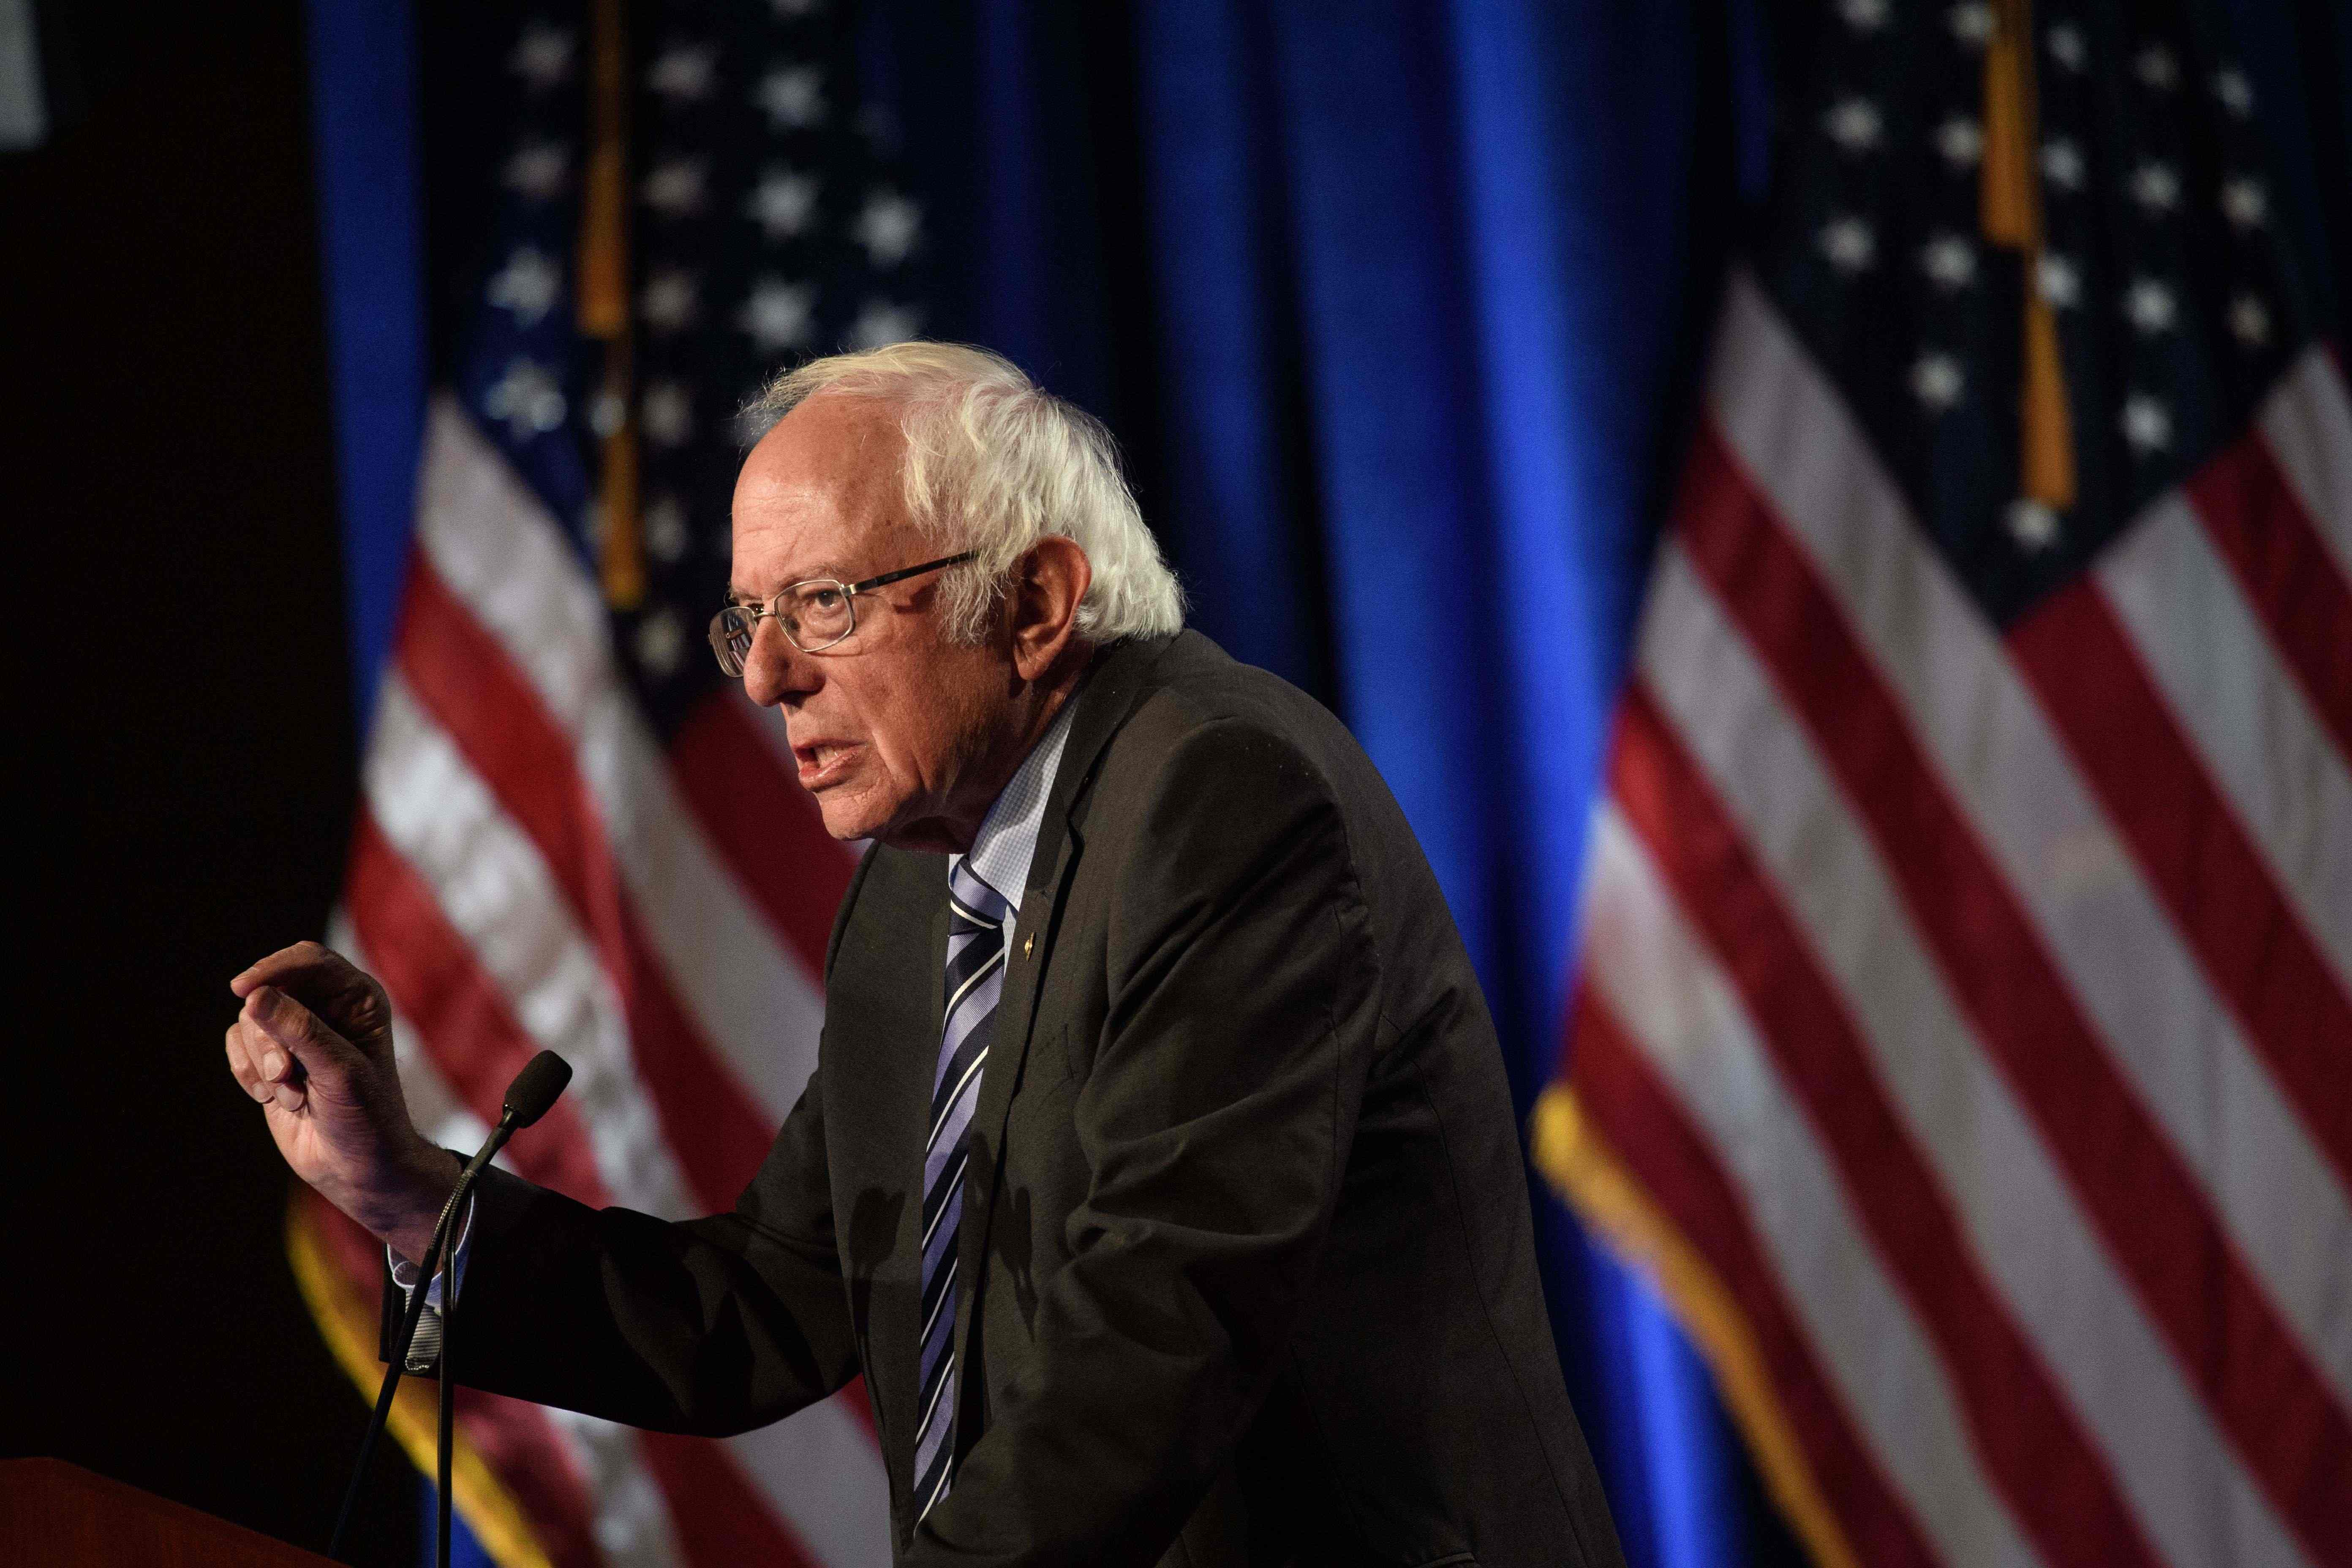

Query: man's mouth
left=793, top=741, right=857, bottom=789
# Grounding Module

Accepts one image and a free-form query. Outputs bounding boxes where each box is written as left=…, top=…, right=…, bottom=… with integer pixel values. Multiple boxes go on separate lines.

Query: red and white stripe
left=331, top=399, right=889, bottom=1567
left=1563, top=270, right=2352, bottom=1568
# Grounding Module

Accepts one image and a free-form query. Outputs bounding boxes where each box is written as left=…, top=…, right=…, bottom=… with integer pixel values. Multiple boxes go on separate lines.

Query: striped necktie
left=915, top=860, right=1010, bottom=1519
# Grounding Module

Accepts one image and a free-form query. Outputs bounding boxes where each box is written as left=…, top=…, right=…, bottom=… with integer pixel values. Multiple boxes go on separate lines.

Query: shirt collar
left=952, top=688, right=1080, bottom=914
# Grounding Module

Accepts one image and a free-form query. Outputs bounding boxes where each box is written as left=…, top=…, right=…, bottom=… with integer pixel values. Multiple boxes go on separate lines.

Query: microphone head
left=502, top=1051, right=573, bottom=1128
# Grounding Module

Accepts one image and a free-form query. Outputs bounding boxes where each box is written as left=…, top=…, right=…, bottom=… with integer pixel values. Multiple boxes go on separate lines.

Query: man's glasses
left=707, top=552, right=977, bottom=673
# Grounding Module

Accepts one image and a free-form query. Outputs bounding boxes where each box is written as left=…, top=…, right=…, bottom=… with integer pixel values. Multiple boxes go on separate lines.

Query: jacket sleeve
left=376, top=848, right=883, bottom=1435
left=386, top=1064, right=857, bottom=1435
left=915, top=717, right=1382, bottom=1566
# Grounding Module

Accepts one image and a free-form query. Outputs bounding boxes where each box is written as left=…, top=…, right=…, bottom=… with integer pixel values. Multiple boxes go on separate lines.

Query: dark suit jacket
left=403, top=631, right=1625, bottom=1568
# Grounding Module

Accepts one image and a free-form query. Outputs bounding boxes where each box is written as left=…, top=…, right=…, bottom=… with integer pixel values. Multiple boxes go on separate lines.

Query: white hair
left=743, top=342, right=1186, bottom=646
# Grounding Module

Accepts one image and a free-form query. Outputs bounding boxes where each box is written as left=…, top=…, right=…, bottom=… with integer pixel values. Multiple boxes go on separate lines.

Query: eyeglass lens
left=707, top=581, right=859, bottom=673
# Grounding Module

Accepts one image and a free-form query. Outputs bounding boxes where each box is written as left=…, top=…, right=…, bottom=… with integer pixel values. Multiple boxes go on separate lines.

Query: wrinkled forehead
left=729, top=392, right=915, bottom=591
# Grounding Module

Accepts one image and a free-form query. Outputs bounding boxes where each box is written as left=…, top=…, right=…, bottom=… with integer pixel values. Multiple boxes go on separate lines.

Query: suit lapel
left=947, top=635, right=1174, bottom=1391
left=962, top=828, right=1078, bottom=1220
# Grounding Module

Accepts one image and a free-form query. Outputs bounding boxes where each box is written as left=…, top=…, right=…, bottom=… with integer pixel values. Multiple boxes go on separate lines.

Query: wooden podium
left=0, top=1459, right=340, bottom=1566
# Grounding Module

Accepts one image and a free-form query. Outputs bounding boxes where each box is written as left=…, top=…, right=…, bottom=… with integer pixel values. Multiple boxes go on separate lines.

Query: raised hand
left=226, top=941, right=456, bottom=1263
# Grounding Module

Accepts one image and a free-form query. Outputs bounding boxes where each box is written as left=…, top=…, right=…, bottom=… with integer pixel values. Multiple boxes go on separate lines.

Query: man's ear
left=1009, top=535, right=1093, bottom=681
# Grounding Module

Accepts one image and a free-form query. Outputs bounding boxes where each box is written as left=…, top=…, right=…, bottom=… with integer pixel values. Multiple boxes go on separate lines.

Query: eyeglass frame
left=708, top=550, right=979, bottom=669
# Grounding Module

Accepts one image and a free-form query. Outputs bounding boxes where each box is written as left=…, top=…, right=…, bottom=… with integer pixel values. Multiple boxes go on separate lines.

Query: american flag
left=1535, top=3, right=2352, bottom=1566
left=286, top=3, right=919, bottom=1563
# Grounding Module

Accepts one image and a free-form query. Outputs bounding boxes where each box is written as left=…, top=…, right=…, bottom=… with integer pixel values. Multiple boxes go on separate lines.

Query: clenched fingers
left=243, top=985, right=349, bottom=1101
left=225, top=1011, right=305, bottom=1111
left=224, top=1019, right=264, bottom=1101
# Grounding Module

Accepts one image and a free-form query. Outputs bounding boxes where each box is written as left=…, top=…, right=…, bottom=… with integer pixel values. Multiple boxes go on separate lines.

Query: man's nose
left=741, top=619, right=818, bottom=707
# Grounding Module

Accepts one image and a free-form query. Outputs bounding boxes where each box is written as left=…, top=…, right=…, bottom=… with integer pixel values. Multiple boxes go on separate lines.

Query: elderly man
left=227, top=345, right=1625, bottom=1568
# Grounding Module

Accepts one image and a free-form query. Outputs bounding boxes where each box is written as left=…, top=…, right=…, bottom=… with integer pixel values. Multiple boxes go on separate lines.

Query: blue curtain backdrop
left=306, top=3, right=2352, bottom=1565
left=1135, top=6, right=1760, bottom=1561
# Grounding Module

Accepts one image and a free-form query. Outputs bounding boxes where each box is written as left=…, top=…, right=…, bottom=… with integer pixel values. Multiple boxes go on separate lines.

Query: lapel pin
left=1023, top=934, right=1034, bottom=958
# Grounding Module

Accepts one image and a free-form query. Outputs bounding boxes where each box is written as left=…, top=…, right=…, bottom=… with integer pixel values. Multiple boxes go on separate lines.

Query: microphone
left=328, top=1051, right=572, bottom=1566
left=502, top=1048, right=572, bottom=1128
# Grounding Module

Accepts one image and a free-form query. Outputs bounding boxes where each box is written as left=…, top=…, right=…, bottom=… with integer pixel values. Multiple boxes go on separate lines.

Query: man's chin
left=813, top=796, right=881, bottom=843
left=809, top=779, right=904, bottom=845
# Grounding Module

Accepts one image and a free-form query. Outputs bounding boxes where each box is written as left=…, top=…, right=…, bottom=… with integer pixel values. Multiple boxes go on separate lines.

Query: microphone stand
left=437, top=1228, right=458, bottom=1568
left=328, top=1051, right=572, bottom=1566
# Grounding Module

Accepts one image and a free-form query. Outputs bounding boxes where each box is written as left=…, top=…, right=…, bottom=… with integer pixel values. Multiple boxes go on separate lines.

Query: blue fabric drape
left=1128, top=6, right=1755, bottom=1563
left=1130, top=2, right=1322, bottom=692
left=306, top=0, right=425, bottom=733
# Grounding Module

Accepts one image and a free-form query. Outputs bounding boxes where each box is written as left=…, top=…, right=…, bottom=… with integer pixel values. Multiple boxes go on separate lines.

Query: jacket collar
left=1054, top=631, right=1171, bottom=809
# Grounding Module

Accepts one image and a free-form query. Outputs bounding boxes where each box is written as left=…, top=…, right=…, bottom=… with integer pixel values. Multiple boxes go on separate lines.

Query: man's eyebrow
left=727, top=563, right=853, bottom=601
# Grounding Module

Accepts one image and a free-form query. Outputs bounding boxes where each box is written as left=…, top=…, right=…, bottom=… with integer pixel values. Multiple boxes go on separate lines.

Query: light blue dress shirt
left=953, top=690, right=1077, bottom=911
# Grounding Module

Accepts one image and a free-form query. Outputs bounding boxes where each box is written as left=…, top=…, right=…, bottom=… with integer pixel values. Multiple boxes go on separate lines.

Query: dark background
left=3, top=3, right=410, bottom=1560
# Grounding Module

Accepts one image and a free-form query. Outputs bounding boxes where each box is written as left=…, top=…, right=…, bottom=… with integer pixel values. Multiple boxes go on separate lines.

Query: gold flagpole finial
left=1981, top=0, right=2077, bottom=515
left=580, top=0, right=645, bottom=612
